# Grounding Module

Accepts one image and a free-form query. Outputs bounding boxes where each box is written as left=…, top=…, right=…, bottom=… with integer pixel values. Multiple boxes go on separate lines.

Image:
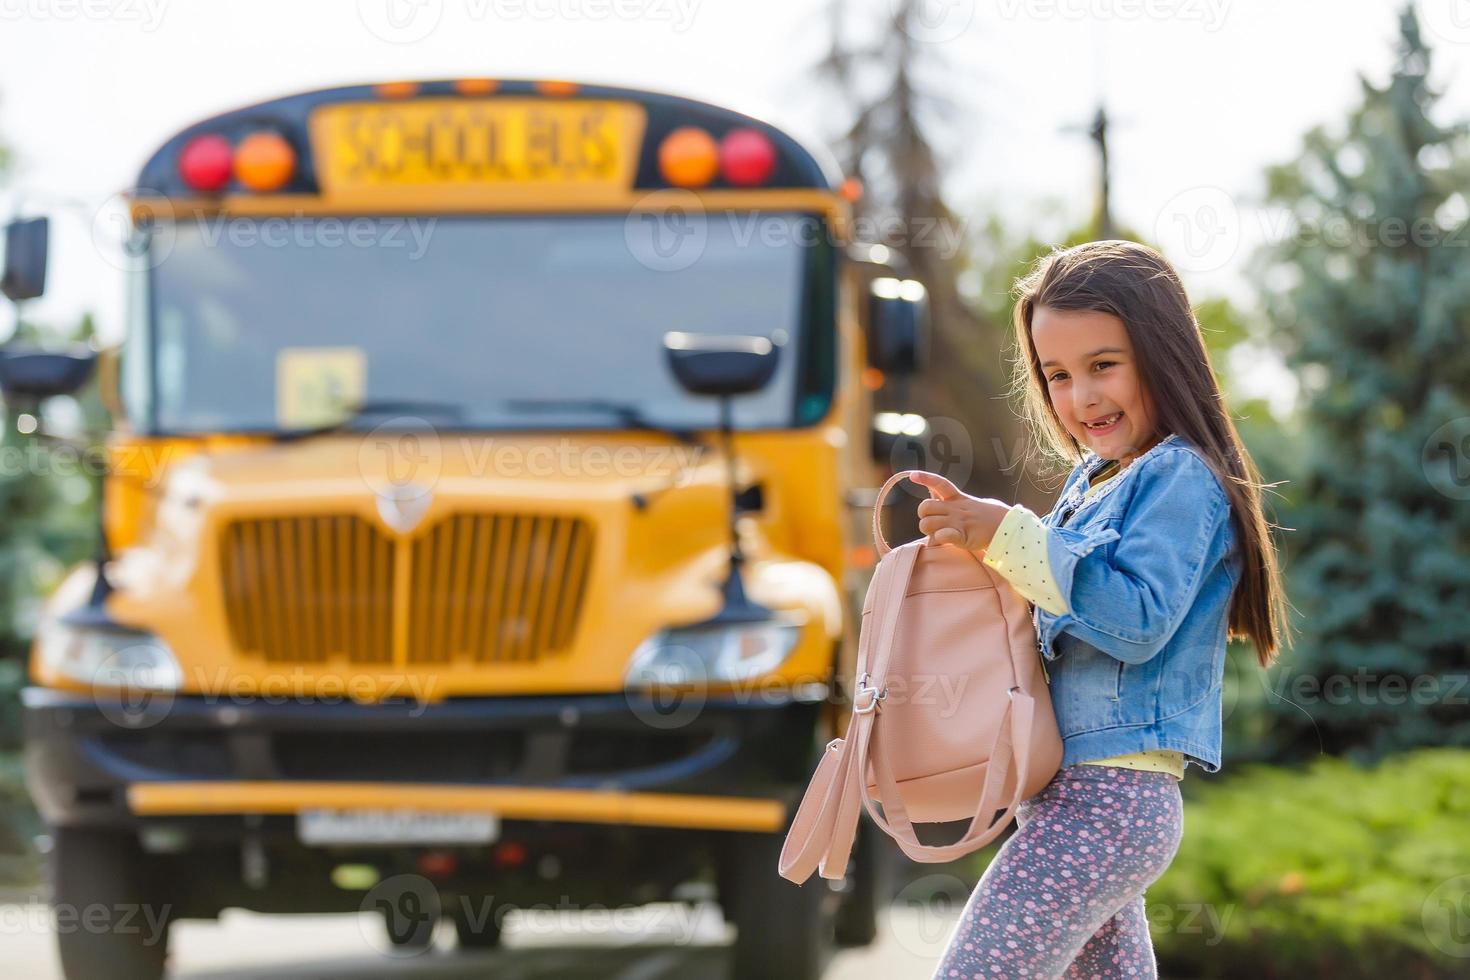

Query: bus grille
left=219, top=513, right=594, bottom=665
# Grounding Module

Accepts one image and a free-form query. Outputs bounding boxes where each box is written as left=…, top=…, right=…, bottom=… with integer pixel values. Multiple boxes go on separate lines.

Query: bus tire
left=452, top=899, right=504, bottom=950
left=726, top=830, right=835, bottom=980
left=51, top=826, right=170, bottom=980
left=834, top=815, right=892, bottom=948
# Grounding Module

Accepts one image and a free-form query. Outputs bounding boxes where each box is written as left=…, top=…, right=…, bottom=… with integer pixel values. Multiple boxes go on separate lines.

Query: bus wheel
left=452, top=899, right=504, bottom=950
left=383, top=912, right=438, bottom=952
left=833, top=815, right=892, bottom=948
left=51, top=826, right=170, bottom=980
left=725, top=830, right=837, bottom=980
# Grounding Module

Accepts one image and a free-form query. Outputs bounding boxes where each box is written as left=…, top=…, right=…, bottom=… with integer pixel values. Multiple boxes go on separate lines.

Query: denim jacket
left=1033, top=432, right=1241, bottom=774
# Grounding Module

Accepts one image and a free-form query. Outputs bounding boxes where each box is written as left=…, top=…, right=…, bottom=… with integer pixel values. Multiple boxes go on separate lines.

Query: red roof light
left=719, top=128, right=776, bottom=187
left=179, top=135, right=233, bottom=193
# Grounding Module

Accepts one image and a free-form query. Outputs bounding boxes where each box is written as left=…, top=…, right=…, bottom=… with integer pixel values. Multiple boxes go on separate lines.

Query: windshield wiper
left=271, top=399, right=467, bottom=443
left=502, top=398, right=703, bottom=445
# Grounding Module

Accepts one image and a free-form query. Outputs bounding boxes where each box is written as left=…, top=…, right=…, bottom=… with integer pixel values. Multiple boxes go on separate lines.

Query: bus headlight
left=36, top=620, right=183, bottom=691
left=625, top=614, right=805, bottom=686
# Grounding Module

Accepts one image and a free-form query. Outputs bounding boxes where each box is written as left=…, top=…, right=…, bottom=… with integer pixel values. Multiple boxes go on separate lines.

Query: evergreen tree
left=1250, top=4, right=1470, bottom=762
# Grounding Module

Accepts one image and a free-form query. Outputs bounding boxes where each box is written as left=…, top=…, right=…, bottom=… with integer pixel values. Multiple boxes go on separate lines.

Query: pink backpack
left=779, top=470, right=1064, bottom=883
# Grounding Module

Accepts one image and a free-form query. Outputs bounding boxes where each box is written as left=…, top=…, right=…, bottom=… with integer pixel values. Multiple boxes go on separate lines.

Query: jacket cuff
left=1035, top=524, right=1122, bottom=660
left=981, top=504, right=1069, bottom=615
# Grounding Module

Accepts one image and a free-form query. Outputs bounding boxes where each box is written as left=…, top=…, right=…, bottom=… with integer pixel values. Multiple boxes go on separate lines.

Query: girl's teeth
left=1088, top=413, right=1122, bottom=429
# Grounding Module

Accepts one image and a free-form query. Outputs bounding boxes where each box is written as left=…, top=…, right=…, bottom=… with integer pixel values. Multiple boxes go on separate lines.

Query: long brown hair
left=1009, top=240, right=1290, bottom=668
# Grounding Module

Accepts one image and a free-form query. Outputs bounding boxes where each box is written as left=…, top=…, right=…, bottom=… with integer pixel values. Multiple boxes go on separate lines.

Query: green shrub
left=1151, top=749, right=1470, bottom=978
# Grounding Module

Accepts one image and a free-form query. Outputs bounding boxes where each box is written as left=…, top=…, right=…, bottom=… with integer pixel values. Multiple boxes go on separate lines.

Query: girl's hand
left=908, top=471, right=1013, bottom=552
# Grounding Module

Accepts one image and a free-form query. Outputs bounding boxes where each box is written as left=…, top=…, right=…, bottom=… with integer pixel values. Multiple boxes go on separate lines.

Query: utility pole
left=1062, top=104, right=1114, bottom=240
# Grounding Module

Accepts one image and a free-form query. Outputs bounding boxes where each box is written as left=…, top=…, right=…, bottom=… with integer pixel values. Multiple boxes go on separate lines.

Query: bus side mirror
left=661, top=331, right=780, bottom=397
left=867, top=278, right=929, bottom=375
left=1, top=217, right=50, bottom=302
left=0, top=345, right=98, bottom=401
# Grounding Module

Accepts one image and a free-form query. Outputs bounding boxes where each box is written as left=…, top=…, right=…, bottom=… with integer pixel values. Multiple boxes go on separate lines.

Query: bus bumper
left=21, top=686, right=827, bottom=833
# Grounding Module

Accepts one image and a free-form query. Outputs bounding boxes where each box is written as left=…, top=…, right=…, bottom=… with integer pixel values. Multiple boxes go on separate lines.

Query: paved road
left=4, top=900, right=958, bottom=979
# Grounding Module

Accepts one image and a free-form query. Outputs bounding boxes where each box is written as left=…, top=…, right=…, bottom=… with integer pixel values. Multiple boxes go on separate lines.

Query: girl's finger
left=916, top=498, right=949, bottom=518
left=908, top=470, right=960, bottom=500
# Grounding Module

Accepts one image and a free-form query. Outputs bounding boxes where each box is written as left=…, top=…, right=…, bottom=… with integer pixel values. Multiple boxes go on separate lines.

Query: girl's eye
left=1094, top=361, right=1115, bottom=370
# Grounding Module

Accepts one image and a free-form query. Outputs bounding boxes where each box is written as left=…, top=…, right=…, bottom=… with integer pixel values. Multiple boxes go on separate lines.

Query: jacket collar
left=1060, top=432, right=1182, bottom=518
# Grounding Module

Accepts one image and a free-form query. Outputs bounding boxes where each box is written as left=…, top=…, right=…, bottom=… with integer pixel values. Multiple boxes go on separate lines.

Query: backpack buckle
left=853, top=672, right=887, bottom=714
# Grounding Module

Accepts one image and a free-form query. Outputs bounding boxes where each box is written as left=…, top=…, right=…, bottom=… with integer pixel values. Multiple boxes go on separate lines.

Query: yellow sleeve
left=980, top=504, right=1069, bottom=616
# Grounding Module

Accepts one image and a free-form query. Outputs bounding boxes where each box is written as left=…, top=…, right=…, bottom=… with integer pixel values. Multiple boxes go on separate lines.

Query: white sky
left=0, top=0, right=1465, bottom=413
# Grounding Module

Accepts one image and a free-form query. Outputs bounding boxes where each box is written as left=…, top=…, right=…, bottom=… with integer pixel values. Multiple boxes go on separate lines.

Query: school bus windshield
left=133, top=213, right=829, bottom=434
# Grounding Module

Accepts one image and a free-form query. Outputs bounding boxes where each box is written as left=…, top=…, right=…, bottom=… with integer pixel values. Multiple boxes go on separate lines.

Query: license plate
left=297, top=807, right=500, bottom=845
left=310, top=99, right=646, bottom=195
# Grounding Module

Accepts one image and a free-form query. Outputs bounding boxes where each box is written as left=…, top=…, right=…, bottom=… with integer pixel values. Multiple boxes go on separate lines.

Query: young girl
left=908, top=240, right=1289, bottom=979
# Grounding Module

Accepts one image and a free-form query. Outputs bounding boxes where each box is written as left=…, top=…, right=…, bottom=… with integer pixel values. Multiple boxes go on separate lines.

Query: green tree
left=811, top=0, right=1035, bottom=502
left=1248, top=5, right=1470, bottom=762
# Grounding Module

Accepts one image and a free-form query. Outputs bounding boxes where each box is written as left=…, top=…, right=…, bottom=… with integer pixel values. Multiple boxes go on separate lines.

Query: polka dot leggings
left=930, top=763, right=1184, bottom=979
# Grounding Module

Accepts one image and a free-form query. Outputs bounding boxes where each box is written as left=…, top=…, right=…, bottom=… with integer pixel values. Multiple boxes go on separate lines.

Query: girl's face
left=1032, top=305, right=1162, bottom=468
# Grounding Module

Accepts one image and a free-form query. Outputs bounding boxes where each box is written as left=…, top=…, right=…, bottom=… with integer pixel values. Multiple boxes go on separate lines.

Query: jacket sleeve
left=1035, top=451, right=1230, bottom=665
left=981, top=504, right=1069, bottom=615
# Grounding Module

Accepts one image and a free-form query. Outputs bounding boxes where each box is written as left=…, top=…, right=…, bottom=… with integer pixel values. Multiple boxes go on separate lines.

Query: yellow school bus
left=0, top=78, right=930, bottom=979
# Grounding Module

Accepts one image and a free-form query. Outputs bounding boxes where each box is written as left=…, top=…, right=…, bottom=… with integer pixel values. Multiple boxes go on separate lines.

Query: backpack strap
left=871, top=469, right=918, bottom=558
